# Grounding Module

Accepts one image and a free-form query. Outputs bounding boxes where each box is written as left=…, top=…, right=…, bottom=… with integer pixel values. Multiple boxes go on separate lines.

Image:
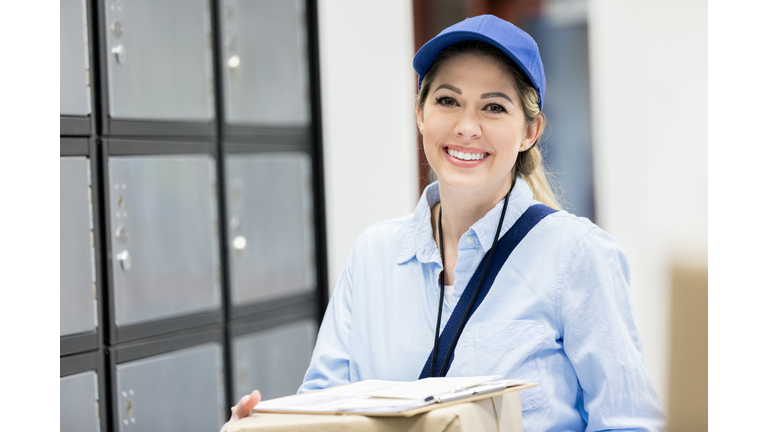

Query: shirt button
left=465, top=237, right=474, bottom=245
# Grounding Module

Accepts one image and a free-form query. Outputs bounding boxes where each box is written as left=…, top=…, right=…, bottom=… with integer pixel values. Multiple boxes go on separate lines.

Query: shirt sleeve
left=558, top=227, right=666, bottom=431
left=297, top=251, right=355, bottom=393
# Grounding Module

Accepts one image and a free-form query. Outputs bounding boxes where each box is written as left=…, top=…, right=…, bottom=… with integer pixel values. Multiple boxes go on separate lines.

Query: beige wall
left=588, top=0, right=707, bottom=411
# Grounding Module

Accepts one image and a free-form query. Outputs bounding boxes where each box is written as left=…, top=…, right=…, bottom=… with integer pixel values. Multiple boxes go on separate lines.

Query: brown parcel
left=226, top=384, right=536, bottom=432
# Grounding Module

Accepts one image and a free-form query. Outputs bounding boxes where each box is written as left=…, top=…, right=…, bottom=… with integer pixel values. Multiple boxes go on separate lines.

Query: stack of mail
left=254, top=376, right=529, bottom=415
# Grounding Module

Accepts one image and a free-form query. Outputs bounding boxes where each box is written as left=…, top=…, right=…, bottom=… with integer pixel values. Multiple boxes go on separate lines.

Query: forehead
left=431, top=52, right=517, bottom=93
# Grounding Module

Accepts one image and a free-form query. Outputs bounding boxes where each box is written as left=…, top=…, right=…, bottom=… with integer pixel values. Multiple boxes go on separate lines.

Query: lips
left=442, top=145, right=490, bottom=168
left=445, top=147, right=489, bottom=161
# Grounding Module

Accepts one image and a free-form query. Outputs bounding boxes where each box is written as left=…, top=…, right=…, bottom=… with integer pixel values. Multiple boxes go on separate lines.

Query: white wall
left=317, top=0, right=419, bottom=294
left=588, top=0, right=707, bottom=410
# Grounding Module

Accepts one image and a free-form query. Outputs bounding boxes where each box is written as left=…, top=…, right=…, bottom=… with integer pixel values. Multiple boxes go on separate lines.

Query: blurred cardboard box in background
left=668, top=262, right=708, bottom=431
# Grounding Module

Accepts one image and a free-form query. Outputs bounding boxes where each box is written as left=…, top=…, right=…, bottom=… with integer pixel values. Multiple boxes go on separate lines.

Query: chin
left=436, top=169, right=513, bottom=197
left=438, top=175, right=492, bottom=194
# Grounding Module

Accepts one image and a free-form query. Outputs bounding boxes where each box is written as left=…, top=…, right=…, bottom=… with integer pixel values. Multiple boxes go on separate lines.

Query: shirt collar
left=397, top=177, right=535, bottom=265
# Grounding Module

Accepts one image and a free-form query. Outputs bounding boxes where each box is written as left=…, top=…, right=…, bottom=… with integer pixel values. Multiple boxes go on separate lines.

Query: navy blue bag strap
left=419, top=204, right=557, bottom=379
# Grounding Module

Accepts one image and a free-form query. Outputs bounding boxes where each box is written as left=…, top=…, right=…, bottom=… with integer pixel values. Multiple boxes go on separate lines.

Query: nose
left=454, top=109, right=481, bottom=140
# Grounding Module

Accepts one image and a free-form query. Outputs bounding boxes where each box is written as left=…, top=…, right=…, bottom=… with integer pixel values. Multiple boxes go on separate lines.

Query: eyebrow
left=481, top=92, right=513, bottom=104
left=434, top=84, right=514, bottom=104
left=434, top=84, right=461, bottom=94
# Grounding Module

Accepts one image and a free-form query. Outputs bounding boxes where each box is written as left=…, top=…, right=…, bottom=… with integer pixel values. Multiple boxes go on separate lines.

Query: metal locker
left=115, top=343, right=225, bottom=432
left=226, top=153, right=315, bottom=306
left=60, top=371, right=100, bottom=432
left=103, top=0, right=214, bottom=121
left=232, top=319, right=317, bottom=401
left=220, top=0, right=310, bottom=126
left=61, top=0, right=91, bottom=116
left=108, top=155, right=220, bottom=326
left=61, top=157, right=97, bottom=336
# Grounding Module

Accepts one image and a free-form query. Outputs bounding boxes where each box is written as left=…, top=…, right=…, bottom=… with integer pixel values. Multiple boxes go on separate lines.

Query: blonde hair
left=416, top=41, right=562, bottom=210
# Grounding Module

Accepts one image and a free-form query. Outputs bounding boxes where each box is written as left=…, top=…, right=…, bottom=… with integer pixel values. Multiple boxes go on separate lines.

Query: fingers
left=230, top=390, right=261, bottom=422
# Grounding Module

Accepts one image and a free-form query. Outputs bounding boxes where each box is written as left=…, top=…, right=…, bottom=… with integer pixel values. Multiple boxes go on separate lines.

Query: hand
left=229, top=390, right=261, bottom=424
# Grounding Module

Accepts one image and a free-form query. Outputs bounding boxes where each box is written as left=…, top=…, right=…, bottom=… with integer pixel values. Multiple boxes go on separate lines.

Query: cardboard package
left=668, top=262, right=707, bottom=431
left=225, top=384, right=533, bottom=432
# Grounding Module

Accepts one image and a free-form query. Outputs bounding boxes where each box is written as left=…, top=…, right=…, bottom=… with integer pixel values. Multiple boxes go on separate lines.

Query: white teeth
left=447, top=148, right=486, bottom=161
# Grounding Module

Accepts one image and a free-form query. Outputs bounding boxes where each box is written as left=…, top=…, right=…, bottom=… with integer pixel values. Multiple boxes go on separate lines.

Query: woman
left=229, top=15, right=665, bottom=431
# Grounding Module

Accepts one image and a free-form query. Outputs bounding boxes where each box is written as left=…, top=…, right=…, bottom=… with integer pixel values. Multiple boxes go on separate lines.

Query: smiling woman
left=226, top=14, right=666, bottom=432
left=416, top=41, right=560, bottom=211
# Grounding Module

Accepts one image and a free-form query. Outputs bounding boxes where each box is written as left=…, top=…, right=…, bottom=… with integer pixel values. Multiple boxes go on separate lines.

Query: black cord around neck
left=430, top=205, right=446, bottom=378
left=430, top=179, right=515, bottom=377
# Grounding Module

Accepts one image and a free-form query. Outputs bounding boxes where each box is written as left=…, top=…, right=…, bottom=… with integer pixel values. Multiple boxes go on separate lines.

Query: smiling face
left=417, top=52, right=539, bottom=199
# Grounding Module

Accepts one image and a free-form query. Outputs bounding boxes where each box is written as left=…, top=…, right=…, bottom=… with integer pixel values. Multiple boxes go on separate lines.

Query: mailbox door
left=115, top=343, right=225, bottom=432
left=226, top=152, right=315, bottom=306
left=60, top=371, right=100, bottom=432
left=231, top=319, right=317, bottom=401
left=103, top=0, right=214, bottom=121
left=220, top=0, right=310, bottom=126
left=61, top=0, right=91, bottom=116
left=108, top=155, right=220, bottom=326
left=61, top=157, right=97, bottom=336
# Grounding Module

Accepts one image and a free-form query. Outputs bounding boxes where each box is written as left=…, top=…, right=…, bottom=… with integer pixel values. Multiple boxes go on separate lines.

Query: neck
left=432, top=176, right=514, bottom=249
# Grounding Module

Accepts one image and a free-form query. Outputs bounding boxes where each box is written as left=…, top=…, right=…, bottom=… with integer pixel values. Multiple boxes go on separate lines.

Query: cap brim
left=413, top=29, right=544, bottom=109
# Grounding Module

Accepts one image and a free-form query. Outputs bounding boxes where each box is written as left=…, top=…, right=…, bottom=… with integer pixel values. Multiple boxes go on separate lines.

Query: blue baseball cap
left=413, top=14, right=546, bottom=110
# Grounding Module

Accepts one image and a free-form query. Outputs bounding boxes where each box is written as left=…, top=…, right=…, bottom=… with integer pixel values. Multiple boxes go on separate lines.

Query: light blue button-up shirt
left=300, top=179, right=665, bottom=431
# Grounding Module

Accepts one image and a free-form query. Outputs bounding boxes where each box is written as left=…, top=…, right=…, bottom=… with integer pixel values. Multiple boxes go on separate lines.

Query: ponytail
left=516, top=146, right=561, bottom=210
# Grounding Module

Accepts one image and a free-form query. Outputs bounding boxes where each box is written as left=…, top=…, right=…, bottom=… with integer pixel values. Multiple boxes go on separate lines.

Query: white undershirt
left=444, top=285, right=454, bottom=307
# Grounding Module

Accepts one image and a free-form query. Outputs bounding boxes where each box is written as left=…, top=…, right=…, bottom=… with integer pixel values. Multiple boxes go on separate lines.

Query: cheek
left=487, top=132, right=521, bottom=169
left=421, top=122, right=437, bottom=143
left=422, top=137, right=443, bottom=165
left=489, top=122, right=524, bottom=151
left=421, top=124, right=442, bottom=156
left=421, top=112, right=453, bottom=139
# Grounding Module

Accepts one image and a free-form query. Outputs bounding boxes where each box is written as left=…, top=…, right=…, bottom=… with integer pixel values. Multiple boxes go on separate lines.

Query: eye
left=436, top=96, right=458, bottom=107
left=485, top=103, right=507, bottom=114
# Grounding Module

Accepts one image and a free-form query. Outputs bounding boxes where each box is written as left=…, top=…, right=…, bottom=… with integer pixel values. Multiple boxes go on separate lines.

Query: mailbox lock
left=229, top=215, right=241, bottom=230
left=112, top=44, right=127, bottom=64
left=115, top=225, right=129, bottom=243
left=110, top=20, right=123, bottom=38
left=122, top=388, right=135, bottom=426
left=117, top=250, right=131, bottom=271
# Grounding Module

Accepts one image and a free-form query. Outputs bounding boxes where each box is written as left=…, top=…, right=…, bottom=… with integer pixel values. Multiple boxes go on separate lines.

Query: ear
left=416, top=105, right=425, bottom=135
left=521, top=114, right=544, bottom=148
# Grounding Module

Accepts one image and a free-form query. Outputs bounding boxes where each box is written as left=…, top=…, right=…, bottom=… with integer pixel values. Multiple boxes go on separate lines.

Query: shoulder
left=347, top=213, right=416, bottom=262
left=533, top=208, right=626, bottom=263
left=531, top=207, right=596, bottom=244
left=544, top=211, right=630, bottom=290
left=355, top=213, right=414, bottom=244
